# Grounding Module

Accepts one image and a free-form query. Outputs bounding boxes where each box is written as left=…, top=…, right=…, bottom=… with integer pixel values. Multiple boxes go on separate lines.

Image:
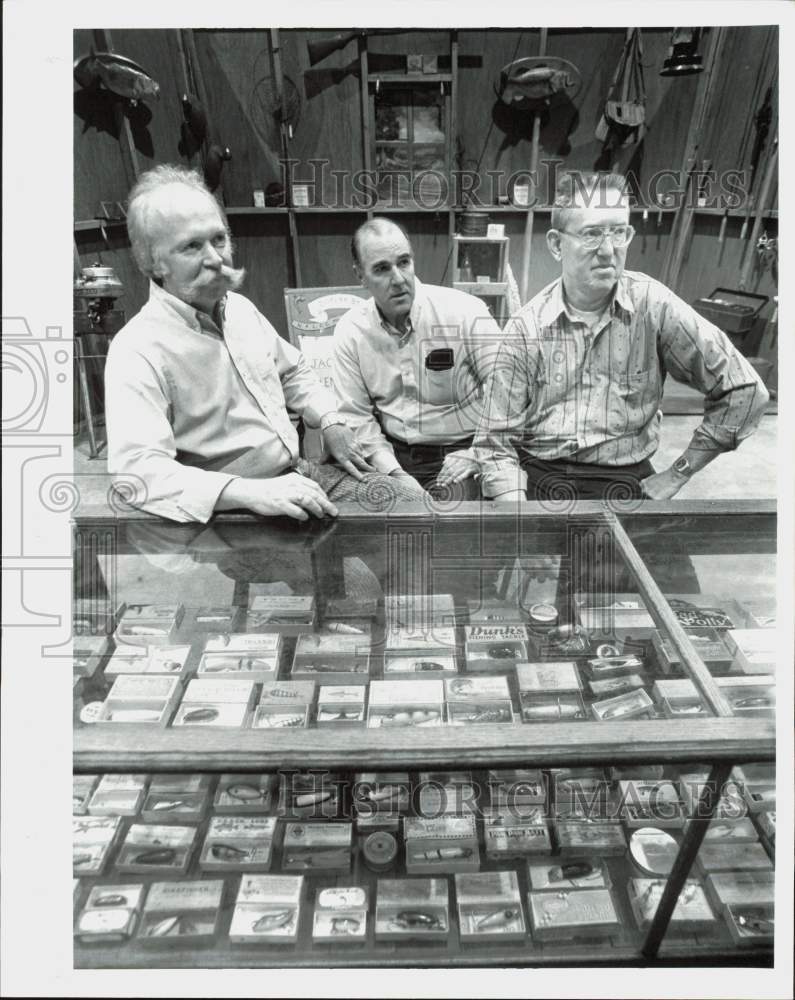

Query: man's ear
left=546, top=229, right=563, bottom=262
left=353, top=263, right=364, bottom=285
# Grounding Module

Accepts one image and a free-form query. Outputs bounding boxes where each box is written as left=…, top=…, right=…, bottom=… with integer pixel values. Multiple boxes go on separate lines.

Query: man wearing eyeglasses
left=468, top=171, right=768, bottom=502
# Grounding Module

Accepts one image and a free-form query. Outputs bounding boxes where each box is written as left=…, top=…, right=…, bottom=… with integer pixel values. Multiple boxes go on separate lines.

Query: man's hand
left=492, top=489, right=527, bottom=503
left=640, top=468, right=688, bottom=501
left=216, top=473, right=338, bottom=521
left=435, top=452, right=479, bottom=487
left=323, top=425, right=376, bottom=481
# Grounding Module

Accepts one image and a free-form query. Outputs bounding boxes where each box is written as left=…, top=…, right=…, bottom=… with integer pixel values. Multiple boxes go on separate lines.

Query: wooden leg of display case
left=640, top=760, right=733, bottom=958
left=75, top=337, right=101, bottom=459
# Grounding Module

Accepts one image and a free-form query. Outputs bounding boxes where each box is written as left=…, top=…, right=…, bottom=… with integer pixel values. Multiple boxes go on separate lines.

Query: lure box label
left=528, top=887, right=621, bottom=940
left=651, top=627, right=731, bottom=675
left=482, top=807, right=551, bottom=859
left=573, top=592, right=655, bottom=640
left=417, top=771, right=477, bottom=816
left=446, top=676, right=514, bottom=725
left=555, top=821, right=627, bottom=857
left=456, top=870, right=526, bottom=941
left=384, top=593, right=456, bottom=627
left=695, top=841, right=774, bottom=876
left=199, top=815, right=277, bottom=871
left=316, top=684, right=366, bottom=724
left=704, top=870, right=775, bottom=912
left=87, top=773, right=148, bottom=816
left=312, top=886, right=368, bottom=943
left=76, top=883, right=144, bottom=944
left=73, top=815, right=121, bottom=875
left=517, top=661, right=581, bottom=694
left=246, top=595, right=315, bottom=634
left=203, top=632, right=281, bottom=655
left=488, top=768, right=546, bottom=807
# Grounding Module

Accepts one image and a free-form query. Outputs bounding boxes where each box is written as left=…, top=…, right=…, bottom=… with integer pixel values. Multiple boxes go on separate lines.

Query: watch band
left=672, top=456, right=693, bottom=477
left=320, top=413, right=347, bottom=431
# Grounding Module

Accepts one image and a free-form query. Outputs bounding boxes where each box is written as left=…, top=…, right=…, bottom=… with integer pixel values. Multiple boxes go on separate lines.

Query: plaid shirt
left=473, top=271, right=769, bottom=498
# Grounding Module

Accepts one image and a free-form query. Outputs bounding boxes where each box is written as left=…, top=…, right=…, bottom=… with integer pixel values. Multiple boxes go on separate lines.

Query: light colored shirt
left=105, top=281, right=336, bottom=523
left=332, top=278, right=503, bottom=474
left=474, top=270, right=769, bottom=498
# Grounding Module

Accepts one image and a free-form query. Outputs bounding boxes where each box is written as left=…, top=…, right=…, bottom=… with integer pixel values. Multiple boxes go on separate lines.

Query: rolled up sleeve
left=658, top=291, right=770, bottom=453
left=472, top=318, right=537, bottom=498
left=105, top=345, right=236, bottom=523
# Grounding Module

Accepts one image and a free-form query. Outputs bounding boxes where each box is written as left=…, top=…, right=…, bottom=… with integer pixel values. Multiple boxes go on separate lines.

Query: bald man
left=332, top=217, right=502, bottom=497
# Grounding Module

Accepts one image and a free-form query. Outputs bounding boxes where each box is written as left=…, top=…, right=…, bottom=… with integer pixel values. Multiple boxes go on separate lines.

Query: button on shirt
left=474, top=270, right=769, bottom=498
left=105, top=281, right=336, bottom=523
left=332, top=278, right=502, bottom=474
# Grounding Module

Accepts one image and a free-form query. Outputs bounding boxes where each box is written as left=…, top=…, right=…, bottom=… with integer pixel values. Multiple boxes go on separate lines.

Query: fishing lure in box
left=229, top=874, right=305, bottom=943
left=456, top=870, right=526, bottom=941
left=138, top=880, right=223, bottom=945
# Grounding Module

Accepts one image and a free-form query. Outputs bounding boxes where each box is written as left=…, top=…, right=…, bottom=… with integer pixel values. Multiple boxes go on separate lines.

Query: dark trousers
left=520, top=455, right=655, bottom=502
left=385, top=433, right=476, bottom=493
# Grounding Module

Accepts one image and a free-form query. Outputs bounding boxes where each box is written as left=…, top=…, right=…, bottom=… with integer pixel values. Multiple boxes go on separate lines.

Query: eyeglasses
left=560, top=225, right=635, bottom=249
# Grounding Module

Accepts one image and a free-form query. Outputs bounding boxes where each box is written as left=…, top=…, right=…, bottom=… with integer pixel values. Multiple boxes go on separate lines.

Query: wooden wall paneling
left=73, top=29, right=132, bottom=219
left=698, top=27, right=778, bottom=188
left=107, top=29, right=187, bottom=174
left=282, top=30, right=364, bottom=208
left=294, top=215, right=363, bottom=289
left=675, top=215, right=778, bottom=309
left=228, top=214, right=293, bottom=337
left=192, top=29, right=284, bottom=207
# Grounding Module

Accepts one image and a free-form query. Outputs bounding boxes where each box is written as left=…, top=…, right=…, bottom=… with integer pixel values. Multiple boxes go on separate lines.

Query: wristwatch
left=672, top=455, right=693, bottom=477
left=320, top=413, right=348, bottom=431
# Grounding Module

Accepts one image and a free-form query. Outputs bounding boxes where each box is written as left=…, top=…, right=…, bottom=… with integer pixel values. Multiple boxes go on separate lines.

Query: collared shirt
left=105, top=281, right=336, bottom=523
left=474, top=270, right=769, bottom=498
left=332, top=278, right=503, bottom=473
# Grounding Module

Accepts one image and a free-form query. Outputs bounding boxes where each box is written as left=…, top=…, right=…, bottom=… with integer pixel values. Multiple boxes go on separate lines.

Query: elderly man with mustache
left=105, top=165, right=423, bottom=523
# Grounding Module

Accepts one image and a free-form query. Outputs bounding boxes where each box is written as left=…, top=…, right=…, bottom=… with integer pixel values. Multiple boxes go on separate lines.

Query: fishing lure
left=150, top=799, right=188, bottom=811
left=93, top=893, right=129, bottom=907
left=267, top=688, right=301, bottom=699
left=547, top=862, right=595, bottom=882
left=325, top=622, right=365, bottom=635
left=293, top=790, right=333, bottom=808
left=226, top=783, right=268, bottom=801
left=733, top=696, right=773, bottom=709
left=475, top=907, right=520, bottom=930
left=736, top=910, right=775, bottom=933
left=148, top=914, right=197, bottom=937
left=317, top=710, right=362, bottom=722
left=413, top=847, right=472, bottom=861
left=131, top=847, right=177, bottom=865
left=452, top=707, right=512, bottom=723
left=211, top=842, right=250, bottom=861
left=73, top=852, right=93, bottom=866
left=330, top=916, right=361, bottom=935
left=392, top=910, right=444, bottom=930
left=260, top=714, right=304, bottom=728
left=411, top=661, right=448, bottom=671
left=251, top=909, right=294, bottom=932
left=284, top=850, right=349, bottom=869
left=487, top=644, right=521, bottom=659
left=182, top=707, right=219, bottom=723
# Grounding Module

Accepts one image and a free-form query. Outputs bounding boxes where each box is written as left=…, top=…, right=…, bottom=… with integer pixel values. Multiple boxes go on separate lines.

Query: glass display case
left=72, top=501, right=776, bottom=968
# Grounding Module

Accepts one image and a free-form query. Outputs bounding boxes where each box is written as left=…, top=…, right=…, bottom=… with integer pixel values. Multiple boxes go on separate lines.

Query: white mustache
left=220, top=263, right=246, bottom=290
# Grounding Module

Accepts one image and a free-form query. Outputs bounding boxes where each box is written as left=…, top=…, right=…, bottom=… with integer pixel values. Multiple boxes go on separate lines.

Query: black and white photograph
left=1, top=1, right=792, bottom=996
